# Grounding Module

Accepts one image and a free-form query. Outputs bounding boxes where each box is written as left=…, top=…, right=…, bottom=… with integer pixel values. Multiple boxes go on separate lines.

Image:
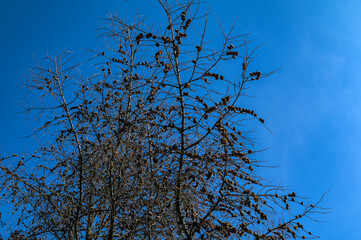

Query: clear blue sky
left=1, top=0, right=361, bottom=239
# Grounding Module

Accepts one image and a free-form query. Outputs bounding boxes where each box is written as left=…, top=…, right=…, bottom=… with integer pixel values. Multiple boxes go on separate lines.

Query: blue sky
left=1, top=0, right=361, bottom=239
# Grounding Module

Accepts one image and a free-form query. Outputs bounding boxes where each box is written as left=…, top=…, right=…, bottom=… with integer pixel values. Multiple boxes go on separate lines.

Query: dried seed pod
left=242, top=62, right=247, bottom=70
left=227, top=44, right=234, bottom=50
left=181, top=13, right=186, bottom=21
left=221, top=138, right=228, bottom=144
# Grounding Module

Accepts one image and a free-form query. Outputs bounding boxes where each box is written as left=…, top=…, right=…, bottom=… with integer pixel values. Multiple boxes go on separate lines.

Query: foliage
left=0, top=0, right=325, bottom=239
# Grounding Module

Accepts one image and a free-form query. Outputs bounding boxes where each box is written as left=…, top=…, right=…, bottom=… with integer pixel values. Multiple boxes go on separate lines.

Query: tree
left=0, top=0, right=325, bottom=239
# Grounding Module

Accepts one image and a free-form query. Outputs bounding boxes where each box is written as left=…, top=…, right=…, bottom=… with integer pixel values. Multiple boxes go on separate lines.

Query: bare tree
left=0, top=0, right=326, bottom=239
